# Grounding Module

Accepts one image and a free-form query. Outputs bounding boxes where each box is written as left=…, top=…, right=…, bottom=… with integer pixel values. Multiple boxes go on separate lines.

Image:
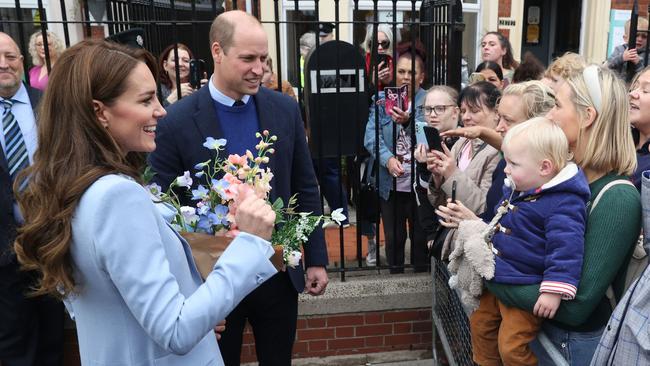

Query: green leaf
left=142, top=166, right=156, bottom=184
left=272, top=197, right=285, bottom=210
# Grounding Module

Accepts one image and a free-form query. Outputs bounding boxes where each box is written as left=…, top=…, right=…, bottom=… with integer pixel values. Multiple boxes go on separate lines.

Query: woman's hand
left=441, top=126, right=484, bottom=140
left=414, top=143, right=428, bottom=163
left=390, top=106, right=410, bottom=125
left=386, top=156, right=404, bottom=178
left=435, top=199, right=479, bottom=228
left=165, top=83, right=196, bottom=104
left=377, top=61, right=392, bottom=84
left=372, top=62, right=392, bottom=85
left=235, top=195, right=276, bottom=240
left=214, top=320, right=226, bottom=340
left=426, top=144, right=456, bottom=179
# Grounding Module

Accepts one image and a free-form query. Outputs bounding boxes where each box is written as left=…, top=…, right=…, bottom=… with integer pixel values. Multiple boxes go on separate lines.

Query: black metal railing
left=1, top=0, right=464, bottom=277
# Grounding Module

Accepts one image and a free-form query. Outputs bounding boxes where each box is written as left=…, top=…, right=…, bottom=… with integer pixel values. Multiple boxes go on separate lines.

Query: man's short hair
left=209, top=11, right=260, bottom=53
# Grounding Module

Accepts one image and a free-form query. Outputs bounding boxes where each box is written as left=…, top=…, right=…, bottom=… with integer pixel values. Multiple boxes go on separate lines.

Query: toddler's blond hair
left=503, top=117, right=570, bottom=172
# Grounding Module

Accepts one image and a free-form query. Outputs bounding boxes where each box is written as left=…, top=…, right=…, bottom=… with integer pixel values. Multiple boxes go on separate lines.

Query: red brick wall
left=497, top=0, right=512, bottom=39
left=241, top=309, right=433, bottom=363
left=612, top=0, right=650, bottom=17
left=64, top=308, right=433, bottom=365
left=498, top=0, right=512, bottom=17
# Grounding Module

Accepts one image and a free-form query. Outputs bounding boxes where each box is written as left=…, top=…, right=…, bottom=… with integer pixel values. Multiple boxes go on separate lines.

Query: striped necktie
left=1, top=99, right=29, bottom=181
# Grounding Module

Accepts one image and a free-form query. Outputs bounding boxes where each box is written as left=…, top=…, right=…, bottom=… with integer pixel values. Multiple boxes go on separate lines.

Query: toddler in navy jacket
left=470, top=117, right=590, bottom=365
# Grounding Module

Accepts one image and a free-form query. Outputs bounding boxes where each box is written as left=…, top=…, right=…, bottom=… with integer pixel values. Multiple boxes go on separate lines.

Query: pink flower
left=227, top=154, right=248, bottom=167
left=227, top=183, right=258, bottom=217
left=221, top=173, right=243, bottom=200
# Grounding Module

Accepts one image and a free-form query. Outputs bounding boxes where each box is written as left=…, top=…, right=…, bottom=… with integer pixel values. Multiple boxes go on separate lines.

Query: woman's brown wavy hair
left=13, top=39, right=157, bottom=298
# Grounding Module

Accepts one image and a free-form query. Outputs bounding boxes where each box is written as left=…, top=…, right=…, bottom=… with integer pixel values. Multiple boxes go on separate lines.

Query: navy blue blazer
left=148, top=86, right=328, bottom=292
left=0, top=84, right=41, bottom=266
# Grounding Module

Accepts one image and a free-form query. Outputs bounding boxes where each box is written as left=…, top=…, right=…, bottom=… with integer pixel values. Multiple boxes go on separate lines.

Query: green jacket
left=487, top=173, right=641, bottom=330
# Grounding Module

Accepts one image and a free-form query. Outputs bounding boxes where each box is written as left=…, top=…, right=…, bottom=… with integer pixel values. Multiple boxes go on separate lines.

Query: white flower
left=180, top=206, right=198, bottom=225
left=176, top=171, right=193, bottom=188
left=286, top=250, right=302, bottom=268
left=145, top=183, right=162, bottom=198
left=331, top=208, right=346, bottom=225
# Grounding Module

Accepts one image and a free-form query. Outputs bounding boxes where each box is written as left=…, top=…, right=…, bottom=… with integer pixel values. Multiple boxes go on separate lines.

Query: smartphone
left=189, top=59, right=205, bottom=89
left=468, top=72, right=486, bottom=84
left=423, top=125, right=444, bottom=152
left=376, top=53, right=390, bottom=71
left=451, top=180, right=457, bottom=203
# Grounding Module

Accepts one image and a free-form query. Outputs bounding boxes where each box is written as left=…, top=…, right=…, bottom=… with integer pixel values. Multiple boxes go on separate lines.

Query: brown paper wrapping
left=180, top=232, right=284, bottom=279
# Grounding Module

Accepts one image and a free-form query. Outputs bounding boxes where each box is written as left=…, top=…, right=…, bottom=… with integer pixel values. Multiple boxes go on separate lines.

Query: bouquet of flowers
left=145, top=130, right=345, bottom=271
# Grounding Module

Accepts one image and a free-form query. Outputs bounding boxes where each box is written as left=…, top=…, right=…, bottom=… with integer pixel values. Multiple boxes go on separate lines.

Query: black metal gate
left=0, top=0, right=464, bottom=276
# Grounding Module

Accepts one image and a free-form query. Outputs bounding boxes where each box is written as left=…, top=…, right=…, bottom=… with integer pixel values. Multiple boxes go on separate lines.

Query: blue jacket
left=491, top=163, right=590, bottom=299
left=65, top=175, right=277, bottom=365
left=363, top=88, right=426, bottom=201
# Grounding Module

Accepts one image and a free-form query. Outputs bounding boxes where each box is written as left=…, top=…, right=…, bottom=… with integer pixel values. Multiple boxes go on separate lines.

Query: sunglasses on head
left=368, top=40, right=390, bottom=49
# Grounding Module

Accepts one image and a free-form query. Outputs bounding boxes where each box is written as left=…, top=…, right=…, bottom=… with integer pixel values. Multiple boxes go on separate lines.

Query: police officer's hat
left=318, top=22, right=334, bottom=37
left=105, top=28, right=145, bottom=49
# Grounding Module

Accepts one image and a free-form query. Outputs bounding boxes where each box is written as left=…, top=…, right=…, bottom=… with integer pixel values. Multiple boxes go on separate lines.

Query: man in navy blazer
left=148, top=11, right=329, bottom=366
left=0, top=32, right=63, bottom=366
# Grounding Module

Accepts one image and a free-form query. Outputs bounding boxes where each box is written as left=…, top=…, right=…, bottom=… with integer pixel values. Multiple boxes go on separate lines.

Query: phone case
left=415, top=122, right=429, bottom=149
left=384, top=84, right=409, bottom=115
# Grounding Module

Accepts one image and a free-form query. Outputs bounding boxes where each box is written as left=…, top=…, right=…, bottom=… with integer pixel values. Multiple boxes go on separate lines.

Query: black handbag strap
left=361, top=158, right=378, bottom=186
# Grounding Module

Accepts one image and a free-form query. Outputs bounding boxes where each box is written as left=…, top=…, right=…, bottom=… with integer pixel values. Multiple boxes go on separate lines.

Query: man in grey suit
left=0, top=32, right=63, bottom=366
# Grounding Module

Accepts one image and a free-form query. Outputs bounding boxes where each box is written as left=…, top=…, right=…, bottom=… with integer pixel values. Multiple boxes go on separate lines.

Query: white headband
left=582, top=65, right=602, bottom=114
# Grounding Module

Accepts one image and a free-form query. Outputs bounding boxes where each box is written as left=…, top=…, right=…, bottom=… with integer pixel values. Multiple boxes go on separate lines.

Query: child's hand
left=533, top=292, right=562, bottom=319
left=623, top=48, right=641, bottom=64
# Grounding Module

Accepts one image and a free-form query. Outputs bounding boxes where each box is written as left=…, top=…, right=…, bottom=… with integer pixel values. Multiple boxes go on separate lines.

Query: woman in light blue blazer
left=13, top=40, right=278, bottom=366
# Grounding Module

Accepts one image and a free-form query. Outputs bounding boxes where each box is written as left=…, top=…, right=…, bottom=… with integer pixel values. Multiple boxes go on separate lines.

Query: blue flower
left=211, top=178, right=230, bottom=199
left=191, top=185, right=209, bottom=201
left=194, top=160, right=210, bottom=170
left=197, top=203, right=211, bottom=215
left=196, top=215, right=214, bottom=234
left=195, top=171, right=205, bottom=179
left=213, top=204, right=230, bottom=226
left=203, top=137, right=227, bottom=150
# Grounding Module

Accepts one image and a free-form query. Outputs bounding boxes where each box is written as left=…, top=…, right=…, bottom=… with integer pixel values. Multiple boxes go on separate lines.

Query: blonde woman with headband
left=488, top=65, right=640, bottom=365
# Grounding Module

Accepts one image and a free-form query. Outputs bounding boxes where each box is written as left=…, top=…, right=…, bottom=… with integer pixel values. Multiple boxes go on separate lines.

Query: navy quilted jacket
left=490, top=163, right=590, bottom=299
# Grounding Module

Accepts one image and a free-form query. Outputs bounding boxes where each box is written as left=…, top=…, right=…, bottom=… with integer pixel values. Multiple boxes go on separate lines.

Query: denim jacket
left=363, top=88, right=426, bottom=201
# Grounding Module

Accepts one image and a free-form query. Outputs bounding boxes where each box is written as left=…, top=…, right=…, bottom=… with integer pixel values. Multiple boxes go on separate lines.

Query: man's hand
left=533, top=292, right=562, bottom=319
left=305, top=266, right=328, bottom=296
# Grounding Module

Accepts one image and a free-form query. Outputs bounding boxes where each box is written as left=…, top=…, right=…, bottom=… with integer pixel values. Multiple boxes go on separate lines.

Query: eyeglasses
left=418, top=105, right=456, bottom=116
left=368, top=40, right=390, bottom=50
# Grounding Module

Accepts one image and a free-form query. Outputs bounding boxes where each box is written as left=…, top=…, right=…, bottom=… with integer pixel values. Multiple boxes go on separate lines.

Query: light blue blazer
left=64, top=174, right=277, bottom=366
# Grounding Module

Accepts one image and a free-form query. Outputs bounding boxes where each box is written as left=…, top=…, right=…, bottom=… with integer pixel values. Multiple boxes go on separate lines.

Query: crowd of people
left=2, top=7, right=650, bottom=366
left=360, top=16, right=650, bottom=366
